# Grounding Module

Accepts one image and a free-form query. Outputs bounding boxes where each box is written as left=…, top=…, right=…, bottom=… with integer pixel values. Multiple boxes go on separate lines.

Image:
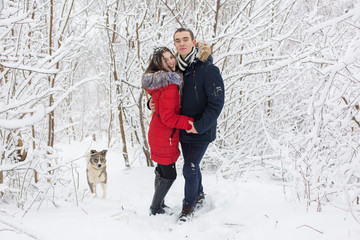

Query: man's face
left=174, top=31, right=196, bottom=58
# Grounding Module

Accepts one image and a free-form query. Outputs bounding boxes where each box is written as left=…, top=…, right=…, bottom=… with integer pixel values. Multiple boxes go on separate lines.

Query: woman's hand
left=186, top=120, right=198, bottom=134
left=149, top=98, right=155, bottom=113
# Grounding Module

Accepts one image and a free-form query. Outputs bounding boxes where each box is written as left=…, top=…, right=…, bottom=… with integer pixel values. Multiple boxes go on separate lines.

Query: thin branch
left=297, top=224, right=324, bottom=234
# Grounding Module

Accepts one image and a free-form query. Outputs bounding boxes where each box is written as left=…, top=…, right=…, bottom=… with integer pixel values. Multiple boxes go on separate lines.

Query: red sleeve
left=158, top=85, right=193, bottom=130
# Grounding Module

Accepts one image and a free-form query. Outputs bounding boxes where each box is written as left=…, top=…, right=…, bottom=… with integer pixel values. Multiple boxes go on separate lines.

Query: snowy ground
left=0, top=140, right=359, bottom=240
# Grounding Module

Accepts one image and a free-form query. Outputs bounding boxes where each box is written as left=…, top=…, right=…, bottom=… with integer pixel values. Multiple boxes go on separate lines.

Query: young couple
left=141, top=28, right=224, bottom=222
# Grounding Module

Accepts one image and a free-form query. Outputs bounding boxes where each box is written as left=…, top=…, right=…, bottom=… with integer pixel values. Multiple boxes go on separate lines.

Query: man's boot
left=195, top=192, right=206, bottom=209
left=178, top=205, right=194, bottom=222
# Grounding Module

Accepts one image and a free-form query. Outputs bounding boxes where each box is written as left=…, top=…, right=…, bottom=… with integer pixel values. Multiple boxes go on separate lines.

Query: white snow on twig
left=307, top=6, right=360, bottom=34
left=0, top=62, right=59, bottom=74
left=0, top=105, right=46, bottom=129
left=0, top=0, right=4, bottom=15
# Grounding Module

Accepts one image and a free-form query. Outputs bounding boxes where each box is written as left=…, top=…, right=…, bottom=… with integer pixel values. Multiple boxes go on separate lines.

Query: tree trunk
left=48, top=0, right=54, bottom=149
left=32, top=124, right=38, bottom=183
left=106, top=0, right=130, bottom=167
left=47, top=0, right=55, bottom=182
left=135, top=13, right=152, bottom=166
left=139, top=91, right=153, bottom=167
left=107, top=71, right=113, bottom=147
left=118, top=105, right=130, bottom=168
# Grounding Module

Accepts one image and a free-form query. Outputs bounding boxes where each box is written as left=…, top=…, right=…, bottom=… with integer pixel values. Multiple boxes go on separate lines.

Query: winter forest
left=1, top=0, right=360, bottom=229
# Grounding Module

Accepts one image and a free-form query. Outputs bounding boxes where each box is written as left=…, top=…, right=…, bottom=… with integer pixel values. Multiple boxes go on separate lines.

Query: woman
left=142, top=47, right=193, bottom=215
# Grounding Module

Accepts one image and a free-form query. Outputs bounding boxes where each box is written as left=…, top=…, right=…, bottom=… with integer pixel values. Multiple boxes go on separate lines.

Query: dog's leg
left=93, top=184, right=98, bottom=198
left=88, top=179, right=95, bottom=195
left=101, top=182, right=107, bottom=199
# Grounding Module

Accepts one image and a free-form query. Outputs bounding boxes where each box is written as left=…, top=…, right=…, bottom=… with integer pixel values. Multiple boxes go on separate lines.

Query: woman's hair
left=145, top=47, right=173, bottom=73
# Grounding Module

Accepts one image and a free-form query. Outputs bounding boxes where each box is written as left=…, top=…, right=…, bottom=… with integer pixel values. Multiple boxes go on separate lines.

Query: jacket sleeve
left=158, top=85, right=193, bottom=130
left=193, top=64, right=225, bottom=134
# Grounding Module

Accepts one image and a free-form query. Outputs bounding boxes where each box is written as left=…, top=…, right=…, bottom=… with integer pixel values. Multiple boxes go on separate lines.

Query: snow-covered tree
left=0, top=0, right=359, bottom=211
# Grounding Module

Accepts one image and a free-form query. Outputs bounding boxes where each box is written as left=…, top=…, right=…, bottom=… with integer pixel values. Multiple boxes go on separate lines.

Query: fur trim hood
left=142, top=71, right=182, bottom=90
left=195, top=41, right=211, bottom=62
left=175, top=41, right=211, bottom=62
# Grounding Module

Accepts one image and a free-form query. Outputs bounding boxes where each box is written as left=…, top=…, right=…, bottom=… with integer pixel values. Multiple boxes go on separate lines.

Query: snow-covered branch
left=0, top=62, right=59, bottom=74
left=0, top=106, right=46, bottom=130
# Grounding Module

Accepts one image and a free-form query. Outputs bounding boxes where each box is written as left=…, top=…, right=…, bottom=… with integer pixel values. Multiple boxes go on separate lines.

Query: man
left=173, top=28, right=224, bottom=222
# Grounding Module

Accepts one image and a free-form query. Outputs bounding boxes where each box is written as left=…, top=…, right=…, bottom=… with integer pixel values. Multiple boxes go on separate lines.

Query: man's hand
left=186, top=120, right=198, bottom=134
left=149, top=99, right=155, bottom=113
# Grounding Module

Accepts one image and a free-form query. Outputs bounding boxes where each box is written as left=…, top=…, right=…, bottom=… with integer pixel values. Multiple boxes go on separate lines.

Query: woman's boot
left=150, top=170, right=175, bottom=215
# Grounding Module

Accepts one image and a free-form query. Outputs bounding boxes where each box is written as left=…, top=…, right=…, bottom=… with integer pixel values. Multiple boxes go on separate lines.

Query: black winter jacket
left=179, top=43, right=225, bottom=143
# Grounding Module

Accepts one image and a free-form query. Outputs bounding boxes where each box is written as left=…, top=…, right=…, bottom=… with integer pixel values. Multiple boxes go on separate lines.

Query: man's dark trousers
left=181, top=142, right=209, bottom=207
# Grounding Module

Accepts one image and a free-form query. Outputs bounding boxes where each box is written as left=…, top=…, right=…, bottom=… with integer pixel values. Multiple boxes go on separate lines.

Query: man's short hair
left=174, top=28, right=195, bottom=41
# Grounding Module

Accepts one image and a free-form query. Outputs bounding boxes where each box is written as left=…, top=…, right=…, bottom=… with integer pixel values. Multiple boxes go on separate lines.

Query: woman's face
left=161, top=51, right=176, bottom=72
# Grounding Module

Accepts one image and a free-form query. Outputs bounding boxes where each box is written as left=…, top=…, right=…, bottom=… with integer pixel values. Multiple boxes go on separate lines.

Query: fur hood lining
left=195, top=41, right=211, bottom=62
left=142, top=71, right=182, bottom=90
left=174, top=41, right=211, bottom=62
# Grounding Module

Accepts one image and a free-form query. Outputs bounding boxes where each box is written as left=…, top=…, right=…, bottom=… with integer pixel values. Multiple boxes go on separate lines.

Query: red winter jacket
left=142, top=71, right=193, bottom=165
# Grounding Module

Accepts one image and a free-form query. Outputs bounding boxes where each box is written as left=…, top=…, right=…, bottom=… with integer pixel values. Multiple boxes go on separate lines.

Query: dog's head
left=89, top=150, right=107, bottom=169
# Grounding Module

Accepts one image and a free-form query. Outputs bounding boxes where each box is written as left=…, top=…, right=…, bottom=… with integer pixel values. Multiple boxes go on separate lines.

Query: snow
left=0, top=62, right=59, bottom=74
left=0, top=105, right=45, bottom=130
left=307, top=6, right=360, bottom=35
left=0, top=140, right=359, bottom=240
left=0, top=0, right=3, bottom=14
left=1, top=0, right=360, bottom=238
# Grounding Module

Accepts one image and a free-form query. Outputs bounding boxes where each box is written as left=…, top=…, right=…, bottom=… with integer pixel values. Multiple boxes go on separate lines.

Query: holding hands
left=150, top=98, right=197, bottom=134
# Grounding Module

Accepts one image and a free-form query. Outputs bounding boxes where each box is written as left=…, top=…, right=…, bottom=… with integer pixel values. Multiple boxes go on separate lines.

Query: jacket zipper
left=157, top=113, right=176, bottom=146
left=169, top=128, right=176, bottom=145
left=193, top=69, right=200, bottom=103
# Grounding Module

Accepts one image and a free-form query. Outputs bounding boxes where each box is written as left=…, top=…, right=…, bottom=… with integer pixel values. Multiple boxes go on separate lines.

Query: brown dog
left=86, top=150, right=107, bottom=199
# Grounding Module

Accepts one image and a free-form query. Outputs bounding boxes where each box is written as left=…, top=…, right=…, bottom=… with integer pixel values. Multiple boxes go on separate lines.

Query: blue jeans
left=181, top=142, right=209, bottom=207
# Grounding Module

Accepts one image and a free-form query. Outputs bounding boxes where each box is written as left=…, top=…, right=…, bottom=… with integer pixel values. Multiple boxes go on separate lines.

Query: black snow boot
left=154, top=170, right=170, bottom=210
left=149, top=170, right=175, bottom=215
